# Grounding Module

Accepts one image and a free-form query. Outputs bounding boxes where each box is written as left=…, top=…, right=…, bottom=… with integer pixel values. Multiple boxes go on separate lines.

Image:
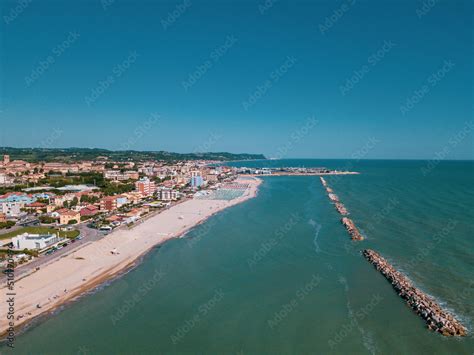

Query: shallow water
left=3, top=160, right=474, bottom=354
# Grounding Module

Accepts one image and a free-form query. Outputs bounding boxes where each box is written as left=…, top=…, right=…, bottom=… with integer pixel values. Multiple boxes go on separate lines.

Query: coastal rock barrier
left=320, top=176, right=328, bottom=187
left=363, top=249, right=467, bottom=337
left=320, top=177, right=349, bottom=216
left=335, top=202, right=348, bottom=215
left=320, top=177, right=361, bottom=241
left=341, top=217, right=364, bottom=241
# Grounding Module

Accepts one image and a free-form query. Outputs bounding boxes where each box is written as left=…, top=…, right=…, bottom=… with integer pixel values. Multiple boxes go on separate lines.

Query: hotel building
left=135, top=177, right=156, bottom=197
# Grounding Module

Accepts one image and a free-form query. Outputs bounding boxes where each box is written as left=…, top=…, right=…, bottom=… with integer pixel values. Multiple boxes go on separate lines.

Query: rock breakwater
left=363, top=249, right=467, bottom=337
left=341, top=217, right=364, bottom=241
left=320, top=177, right=361, bottom=239
left=335, top=202, right=348, bottom=215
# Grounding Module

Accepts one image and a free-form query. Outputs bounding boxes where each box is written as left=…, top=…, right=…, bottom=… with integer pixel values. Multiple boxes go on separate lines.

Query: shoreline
left=1, top=177, right=262, bottom=338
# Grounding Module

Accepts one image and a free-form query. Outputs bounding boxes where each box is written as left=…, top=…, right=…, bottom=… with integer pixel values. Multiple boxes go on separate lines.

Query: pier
left=363, top=249, right=467, bottom=337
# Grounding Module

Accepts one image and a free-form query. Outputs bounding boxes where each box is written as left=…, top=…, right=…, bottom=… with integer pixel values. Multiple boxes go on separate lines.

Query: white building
left=0, top=173, right=13, bottom=185
left=157, top=188, right=179, bottom=201
left=12, top=233, right=63, bottom=251
left=0, top=202, right=22, bottom=217
left=104, top=170, right=139, bottom=181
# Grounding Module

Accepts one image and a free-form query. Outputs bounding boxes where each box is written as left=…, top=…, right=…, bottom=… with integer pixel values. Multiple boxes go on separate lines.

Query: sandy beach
left=0, top=177, right=261, bottom=336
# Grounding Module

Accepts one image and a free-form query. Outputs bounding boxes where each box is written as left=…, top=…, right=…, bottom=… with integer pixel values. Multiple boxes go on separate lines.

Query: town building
left=190, top=175, right=204, bottom=188
left=0, top=212, right=6, bottom=223
left=53, top=208, right=80, bottom=225
left=80, top=205, right=99, bottom=217
left=122, top=192, right=143, bottom=205
left=24, top=202, right=47, bottom=213
left=0, top=192, right=35, bottom=205
left=43, top=162, right=80, bottom=174
left=103, top=170, right=139, bottom=181
left=0, top=173, right=14, bottom=185
left=135, top=177, right=156, bottom=197
left=0, top=202, right=23, bottom=217
left=12, top=233, right=63, bottom=251
left=157, top=188, right=179, bottom=201
left=206, top=174, right=219, bottom=182
left=100, top=196, right=118, bottom=211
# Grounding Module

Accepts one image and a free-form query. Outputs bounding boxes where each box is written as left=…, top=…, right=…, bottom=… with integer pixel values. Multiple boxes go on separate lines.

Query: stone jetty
left=335, top=202, right=348, bottom=215
left=341, top=217, right=364, bottom=240
left=320, top=177, right=362, bottom=239
left=328, top=193, right=339, bottom=202
left=363, top=249, right=467, bottom=337
left=320, top=177, right=327, bottom=187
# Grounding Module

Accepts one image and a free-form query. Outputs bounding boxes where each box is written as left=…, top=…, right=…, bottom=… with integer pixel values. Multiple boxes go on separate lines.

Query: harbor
left=237, top=167, right=359, bottom=176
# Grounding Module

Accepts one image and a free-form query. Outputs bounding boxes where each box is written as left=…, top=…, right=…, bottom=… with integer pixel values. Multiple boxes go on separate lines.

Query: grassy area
left=0, top=226, right=80, bottom=240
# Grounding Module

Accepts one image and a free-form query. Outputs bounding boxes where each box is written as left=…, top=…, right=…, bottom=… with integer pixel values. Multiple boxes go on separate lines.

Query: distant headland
left=0, top=147, right=266, bottom=163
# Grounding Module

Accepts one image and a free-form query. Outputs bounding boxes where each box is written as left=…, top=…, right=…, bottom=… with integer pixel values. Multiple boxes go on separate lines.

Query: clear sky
left=1, top=0, right=472, bottom=159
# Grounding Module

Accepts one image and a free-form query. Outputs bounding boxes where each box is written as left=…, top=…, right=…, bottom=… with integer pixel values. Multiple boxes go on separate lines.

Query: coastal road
left=0, top=224, right=104, bottom=283
left=0, top=199, right=191, bottom=283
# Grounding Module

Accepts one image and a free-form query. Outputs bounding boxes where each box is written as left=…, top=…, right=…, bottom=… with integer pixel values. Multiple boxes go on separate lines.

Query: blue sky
left=1, top=0, right=472, bottom=159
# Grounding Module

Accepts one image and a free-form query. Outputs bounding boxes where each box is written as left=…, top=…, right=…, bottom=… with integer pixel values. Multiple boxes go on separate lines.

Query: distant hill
left=0, top=147, right=266, bottom=162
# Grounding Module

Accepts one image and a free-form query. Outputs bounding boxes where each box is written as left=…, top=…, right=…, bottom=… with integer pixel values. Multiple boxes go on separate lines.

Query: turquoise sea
left=3, top=160, right=474, bottom=354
